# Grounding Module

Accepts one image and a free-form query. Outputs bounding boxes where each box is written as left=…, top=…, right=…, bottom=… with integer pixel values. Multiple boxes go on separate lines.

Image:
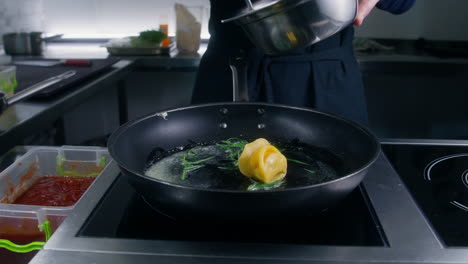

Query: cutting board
left=14, top=58, right=120, bottom=98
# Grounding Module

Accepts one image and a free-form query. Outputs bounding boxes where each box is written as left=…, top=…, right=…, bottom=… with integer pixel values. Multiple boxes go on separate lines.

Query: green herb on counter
left=130, top=30, right=167, bottom=47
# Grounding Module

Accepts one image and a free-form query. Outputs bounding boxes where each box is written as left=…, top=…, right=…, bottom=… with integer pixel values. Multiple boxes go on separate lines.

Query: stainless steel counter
left=0, top=43, right=203, bottom=155
left=0, top=60, right=134, bottom=154
left=26, top=42, right=468, bottom=67
left=25, top=139, right=468, bottom=263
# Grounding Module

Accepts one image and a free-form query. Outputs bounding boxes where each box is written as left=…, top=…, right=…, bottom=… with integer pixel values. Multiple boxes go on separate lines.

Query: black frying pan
left=108, top=102, right=380, bottom=222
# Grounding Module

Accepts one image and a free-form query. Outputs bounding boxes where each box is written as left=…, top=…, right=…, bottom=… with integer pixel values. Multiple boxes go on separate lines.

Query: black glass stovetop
left=383, top=143, right=468, bottom=247
left=78, top=174, right=387, bottom=246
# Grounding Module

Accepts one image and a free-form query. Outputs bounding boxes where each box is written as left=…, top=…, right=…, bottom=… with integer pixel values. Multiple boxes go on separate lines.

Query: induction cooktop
left=78, top=175, right=387, bottom=246
left=29, top=140, right=468, bottom=264
left=383, top=142, right=468, bottom=247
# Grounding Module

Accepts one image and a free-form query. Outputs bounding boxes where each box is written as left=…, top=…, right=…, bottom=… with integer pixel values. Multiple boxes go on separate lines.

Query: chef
left=191, top=0, right=415, bottom=126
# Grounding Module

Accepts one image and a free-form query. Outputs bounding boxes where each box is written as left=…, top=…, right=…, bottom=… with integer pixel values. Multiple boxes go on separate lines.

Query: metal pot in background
left=29, top=32, right=46, bottom=55
left=222, top=0, right=358, bottom=55
left=2, top=32, right=32, bottom=55
left=2, top=32, right=62, bottom=55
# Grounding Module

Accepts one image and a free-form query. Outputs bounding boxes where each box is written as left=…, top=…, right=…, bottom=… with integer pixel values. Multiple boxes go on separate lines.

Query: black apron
left=192, top=1, right=369, bottom=126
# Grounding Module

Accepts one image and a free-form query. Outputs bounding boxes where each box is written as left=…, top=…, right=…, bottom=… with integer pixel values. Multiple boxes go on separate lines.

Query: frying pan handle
left=229, top=55, right=249, bottom=102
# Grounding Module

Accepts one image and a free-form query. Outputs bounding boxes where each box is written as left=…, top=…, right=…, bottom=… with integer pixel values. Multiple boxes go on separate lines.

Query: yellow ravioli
left=238, top=138, right=287, bottom=184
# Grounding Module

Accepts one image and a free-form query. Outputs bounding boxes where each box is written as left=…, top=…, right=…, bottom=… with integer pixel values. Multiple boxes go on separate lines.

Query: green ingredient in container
left=1, top=74, right=17, bottom=93
left=56, top=155, right=105, bottom=177
left=99, top=156, right=107, bottom=168
left=130, top=30, right=167, bottom=47
left=56, top=155, right=65, bottom=176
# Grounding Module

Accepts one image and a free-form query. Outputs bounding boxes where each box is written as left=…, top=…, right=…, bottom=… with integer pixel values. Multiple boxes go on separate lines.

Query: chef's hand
left=354, top=0, right=379, bottom=26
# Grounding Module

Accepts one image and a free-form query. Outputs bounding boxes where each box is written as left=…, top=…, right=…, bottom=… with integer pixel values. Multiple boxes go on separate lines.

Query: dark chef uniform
left=191, top=0, right=416, bottom=126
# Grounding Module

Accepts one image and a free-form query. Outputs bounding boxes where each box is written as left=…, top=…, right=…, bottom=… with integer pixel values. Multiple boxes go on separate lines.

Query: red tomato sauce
left=13, top=176, right=96, bottom=206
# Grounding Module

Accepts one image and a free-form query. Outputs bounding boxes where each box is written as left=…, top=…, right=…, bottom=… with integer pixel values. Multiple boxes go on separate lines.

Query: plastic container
left=0, top=65, right=17, bottom=97
left=0, top=146, right=110, bottom=206
left=0, top=146, right=111, bottom=260
left=0, top=209, right=65, bottom=263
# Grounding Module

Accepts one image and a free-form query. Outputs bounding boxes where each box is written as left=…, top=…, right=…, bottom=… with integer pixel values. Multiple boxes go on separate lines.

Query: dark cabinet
left=361, top=61, right=468, bottom=139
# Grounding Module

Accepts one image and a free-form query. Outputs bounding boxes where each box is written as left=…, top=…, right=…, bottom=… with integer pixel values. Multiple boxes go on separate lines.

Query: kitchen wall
left=355, top=0, right=468, bottom=41
left=0, top=0, right=210, bottom=41
left=355, top=0, right=424, bottom=40
left=0, top=0, right=45, bottom=43
left=1, top=0, right=468, bottom=42
left=420, top=0, right=468, bottom=41
left=41, top=0, right=210, bottom=38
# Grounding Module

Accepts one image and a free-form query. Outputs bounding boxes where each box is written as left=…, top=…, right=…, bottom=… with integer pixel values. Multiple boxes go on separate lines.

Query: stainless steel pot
left=222, top=0, right=358, bottom=55
left=2, top=33, right=32, bottom=55
left=2, top=32, right=62, bottom=55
